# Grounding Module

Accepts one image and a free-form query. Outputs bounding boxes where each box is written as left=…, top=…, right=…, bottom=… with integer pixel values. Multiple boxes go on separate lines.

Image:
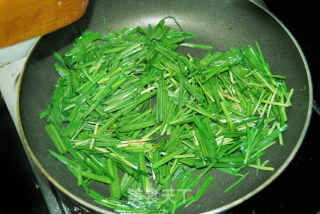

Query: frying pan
left=17, top=0, right=313, bottom=213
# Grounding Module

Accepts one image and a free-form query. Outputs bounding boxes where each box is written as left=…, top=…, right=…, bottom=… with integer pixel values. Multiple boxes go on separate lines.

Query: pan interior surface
left=19, top=0, right=312, bottom=213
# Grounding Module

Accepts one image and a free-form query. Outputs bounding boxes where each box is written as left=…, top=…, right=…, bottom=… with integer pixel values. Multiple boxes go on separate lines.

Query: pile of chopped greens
left=40, top=17, right=293, bottom=213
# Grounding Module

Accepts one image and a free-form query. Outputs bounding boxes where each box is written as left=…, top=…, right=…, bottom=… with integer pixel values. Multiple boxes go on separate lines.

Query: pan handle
left=313, top=100, right=320, bottom=115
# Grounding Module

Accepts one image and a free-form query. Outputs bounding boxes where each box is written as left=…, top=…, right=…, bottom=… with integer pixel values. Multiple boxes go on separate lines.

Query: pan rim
left=16, top=2, right=313, bottom=214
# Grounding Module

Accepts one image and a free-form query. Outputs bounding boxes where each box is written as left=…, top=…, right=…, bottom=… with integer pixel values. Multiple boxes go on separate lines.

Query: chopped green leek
left=40, top=17, right=293, bottom=213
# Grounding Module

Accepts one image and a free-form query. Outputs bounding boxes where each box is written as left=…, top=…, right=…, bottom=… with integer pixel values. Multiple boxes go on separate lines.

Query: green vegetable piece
left=152, top=148, right=185, bottom=170
left=45, top=124, right=67, bottom=154
left=195, top=175, right=215, bottom=201
left=105, top=159, right=121, bottom=199
left=224, top=171, right=250, bottom=193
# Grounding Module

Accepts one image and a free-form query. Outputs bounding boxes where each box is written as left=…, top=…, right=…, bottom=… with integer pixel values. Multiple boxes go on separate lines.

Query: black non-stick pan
left=17, top=0, right=313, bottom=213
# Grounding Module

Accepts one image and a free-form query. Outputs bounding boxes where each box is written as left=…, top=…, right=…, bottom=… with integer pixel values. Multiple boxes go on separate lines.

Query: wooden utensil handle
left=0, top=0, right=89, bottom=48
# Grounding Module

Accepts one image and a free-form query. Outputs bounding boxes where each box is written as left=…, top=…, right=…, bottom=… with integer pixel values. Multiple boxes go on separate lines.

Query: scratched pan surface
left=18, top=0, right=312, bottom=213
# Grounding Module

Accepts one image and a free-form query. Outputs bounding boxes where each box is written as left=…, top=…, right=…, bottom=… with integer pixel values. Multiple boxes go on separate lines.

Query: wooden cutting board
left=0, top=0, right=89, bottom=48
